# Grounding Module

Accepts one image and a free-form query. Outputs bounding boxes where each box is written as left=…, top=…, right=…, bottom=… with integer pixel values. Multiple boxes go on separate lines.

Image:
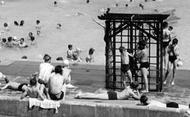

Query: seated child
left=86, top=48, right=95, bottom=63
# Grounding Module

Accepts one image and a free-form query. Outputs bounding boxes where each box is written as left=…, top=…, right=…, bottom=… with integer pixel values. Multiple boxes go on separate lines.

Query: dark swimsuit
left=140, top=62, right=149, bottom=68
left=169, top=55, right=177, bottom=63
left=49, top=91, right=64, bottom=100
left=107, top=91, right=117, bottom=100
left=18, top=83, right=28, bottom=92
left=121, top=64, right=130, bottom=73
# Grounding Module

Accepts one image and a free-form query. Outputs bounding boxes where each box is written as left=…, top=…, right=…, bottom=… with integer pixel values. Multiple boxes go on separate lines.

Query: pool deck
left=0, top=60, right=189, bottom=117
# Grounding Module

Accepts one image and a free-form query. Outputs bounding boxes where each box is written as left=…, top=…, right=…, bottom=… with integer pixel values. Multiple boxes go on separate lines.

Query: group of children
left=0, top=54, right=74, bottom=101
left=0, top=19, right=41, bottom=48
left=66, top=44, right=95, bottom=63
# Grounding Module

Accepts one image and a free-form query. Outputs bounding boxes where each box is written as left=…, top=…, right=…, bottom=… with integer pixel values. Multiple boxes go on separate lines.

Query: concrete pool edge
left=0, top=96, right=185, bottom=117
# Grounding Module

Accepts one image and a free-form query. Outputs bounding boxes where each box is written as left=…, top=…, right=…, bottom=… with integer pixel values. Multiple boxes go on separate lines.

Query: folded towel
left=29, top=98, right=60, bottom=113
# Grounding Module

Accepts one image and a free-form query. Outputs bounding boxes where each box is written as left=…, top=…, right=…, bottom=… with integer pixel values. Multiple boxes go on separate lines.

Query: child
left=20, top=78, right=45, bottom=100
left=86, top=48, right=95, bottom=63
left=28, top=32, right=35, bottom=45
left=19, top=38, right=28, bottom=48
left=67, top=44, right=74, bottom=60
left=73, top=48, right=82, bottom=62
left=38, top=54, right=54, bottom=86
left=35, top=20, right=41, bottom=36
left=119, top=46, right=133, bottom=87
left=3, top=23, right=9, bottom=32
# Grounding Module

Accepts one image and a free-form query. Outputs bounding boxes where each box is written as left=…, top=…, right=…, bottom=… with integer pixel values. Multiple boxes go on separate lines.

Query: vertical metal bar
left=120, top=20, right=123, bottom=89
left=159, top=21, right=163, bottom=91
left=105, top=20, right=110, bottom=89
left=113, top=21, right=116, bottom=90
left=156, top=21, right=160, bottom=91
left=148, top=22, right=151, bottom=91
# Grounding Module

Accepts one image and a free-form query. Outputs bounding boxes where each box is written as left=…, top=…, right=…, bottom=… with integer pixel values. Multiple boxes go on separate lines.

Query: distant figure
left=67, top=44, right=74, bottom=60
left=28, top=32, right=35, bottom=45
left=48, top=65, right=66, bottom=100
left=86, top=48, right=95, bottom=63
left=86, top=0, right=89, bottom=4
left=20, top=20, right=24, bottom=26
left=56, top=23, right=62, bottom=29
left=53, top=1, right=57, bottom=7
left=1, top=38, right=7, bottom=46
left=139, top=4, right=144, bottom=10
left=125, top=4, right=128, bottom=7
left=75, top=82, right=140, bottom=100
left=145, top=0, right=148, bottom=2
left=21, top=56, right=27, bottom=59
left=73, top=48, right=82, bottom=62
left=130, top=0, right=133, bottom=2
left=19, top=38, right=28, bottom=48
left=35, top=20, right=41, bottom=36
left=38, top=54, right=54, bottom=86
left=163, top=38, right=179, bottom=86
left=3, top=23, right=9, bottom=31
left=115, top=3, right=119, bottom=7
left=14, top=21, right=19, bottom=26
left=119, top=46, right=133, bottom=86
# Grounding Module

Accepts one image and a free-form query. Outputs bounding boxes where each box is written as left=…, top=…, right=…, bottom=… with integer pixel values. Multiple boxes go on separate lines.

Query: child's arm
left=20, top=90, right=27, bottom=99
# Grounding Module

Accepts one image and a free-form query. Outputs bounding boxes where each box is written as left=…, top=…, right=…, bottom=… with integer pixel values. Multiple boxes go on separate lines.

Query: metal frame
left=99, top=10, right=169, bottom=91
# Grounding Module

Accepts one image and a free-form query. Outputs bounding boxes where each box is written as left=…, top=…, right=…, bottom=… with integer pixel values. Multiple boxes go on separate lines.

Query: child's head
left=140, top=95, right=149, bottom=105
left=172, top=38, right=178, bottom=45
left=138, top=40, right=146, bottom=50
left=89, top=48, right=95, bottom=55
left=7, top=37, right=12, bottom=42
left=20, top=38, right=24, bottom=42
left=3, top=23, right=8, bottom=27
left=119, top=46, right=125, bottom=53
left=163, top=21, right=168, bottom=29
left=168, top=26, right=173, bottom=31
left=30, top=78, right=37, bottom=86
left=68, top=44, right=73, bottom=50
left=54, top=65, right=63, bottom=75
left=2, top=38, right=7, bottom=43
left=29, top=32, right=33, bottom=37
left=130, top=81, right=139, bottom=90
left=43, top=54, right=51, bottom=62
left=36, top=20, right=40, bottom=24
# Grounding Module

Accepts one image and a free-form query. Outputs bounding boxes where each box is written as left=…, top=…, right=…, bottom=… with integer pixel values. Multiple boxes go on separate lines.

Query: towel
left=29, top=98, right=60, bottom=113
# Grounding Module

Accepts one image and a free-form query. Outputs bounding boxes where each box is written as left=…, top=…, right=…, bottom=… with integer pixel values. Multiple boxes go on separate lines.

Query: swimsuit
left=49, top=91, right=64, bottom=100
left=121, top=64, right=130, bottom=73
left=18, top=83, right=27, bottom=92
left=140, top=62, right=149, bottom=68
left=107, top=91, right=117, bottom=100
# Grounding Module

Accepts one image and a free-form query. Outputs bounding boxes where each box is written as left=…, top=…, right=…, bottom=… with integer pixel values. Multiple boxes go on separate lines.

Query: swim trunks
left=107, top=91, right=117, bottom=100
left=140, top=62, right=149, bottom=68
left=49, top=91, right=64, bottom=100
left=18, top=83, right=27, bottom=92
left=121, top=64, right=130, bottom=73
left=169, top=55, right=177, bottom=63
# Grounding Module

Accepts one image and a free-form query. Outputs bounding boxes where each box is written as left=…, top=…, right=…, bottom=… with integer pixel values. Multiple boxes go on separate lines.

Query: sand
left=0, top=0, right=189, bottom=70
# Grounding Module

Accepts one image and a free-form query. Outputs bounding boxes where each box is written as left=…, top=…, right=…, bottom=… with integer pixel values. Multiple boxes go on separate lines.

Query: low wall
left=0, top=96, right=186, bottom=117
